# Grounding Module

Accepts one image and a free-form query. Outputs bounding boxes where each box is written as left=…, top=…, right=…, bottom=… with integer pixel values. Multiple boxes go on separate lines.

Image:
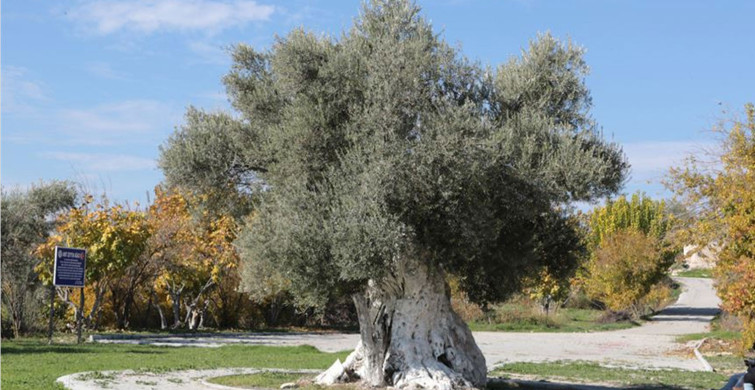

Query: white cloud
left=57, top=100, right=178, bottom=143
left=85, top=62, right=128, bottom=80
left=3, top=99, right=179, bottom=147
left=187, top=40, right=231, bottom=65
left=623, top=140, right=717, bottom=183
left=197, top=90, right=227, bottom=102
left=41, top=152, right=156, bottom=172
left=70, top=0, right=275, bottom=35
left=2, top=66, right=48, bottom=114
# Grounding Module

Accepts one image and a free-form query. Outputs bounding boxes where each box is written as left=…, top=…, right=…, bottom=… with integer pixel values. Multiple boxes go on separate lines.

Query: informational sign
left=53, top=246, right=86, bottom=287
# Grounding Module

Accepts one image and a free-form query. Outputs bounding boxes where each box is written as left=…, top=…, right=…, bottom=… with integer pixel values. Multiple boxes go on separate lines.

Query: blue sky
left=3, top=0, right=754, bottom=205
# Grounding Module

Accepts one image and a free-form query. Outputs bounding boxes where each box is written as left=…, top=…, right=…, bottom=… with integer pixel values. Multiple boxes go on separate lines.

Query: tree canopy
left=1, top=181, right=78, bottom=337
left=668, top=103, right=755, bottom=352
left=580, top=193, right=676, bottom=316
left=586, top=192, right=673, bottom=249
left=36, top=195, right=152, bottom=328
left=160, top=0, right=627, bottom=308
left=147, top=186, right=239, bottom=329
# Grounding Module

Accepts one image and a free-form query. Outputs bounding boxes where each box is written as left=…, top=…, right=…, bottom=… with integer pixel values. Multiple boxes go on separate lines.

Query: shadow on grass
left=488, top=378, right=689, bottom=390
left=101, top=325, right=360, bottom=336
left=1, top=342, right=167, bottom=355
left=1, top=346, right=96, bottom=355
left=123, top=349, right=167, bottom=354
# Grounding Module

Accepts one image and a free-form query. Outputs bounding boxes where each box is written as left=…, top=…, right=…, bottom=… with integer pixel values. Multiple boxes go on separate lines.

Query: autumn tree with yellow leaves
left=33, top=187, right=243, bottom=331
left=668, top=103, right=755, bottom=353
left=35, top=196, right=151, bottom=329
left=147, top=187, right=238, bottom=329
left=581, top=193, right=676, bottom=317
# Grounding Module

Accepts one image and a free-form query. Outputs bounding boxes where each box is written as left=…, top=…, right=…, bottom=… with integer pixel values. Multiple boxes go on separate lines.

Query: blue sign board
left=54, top=246, right=87, bottom=287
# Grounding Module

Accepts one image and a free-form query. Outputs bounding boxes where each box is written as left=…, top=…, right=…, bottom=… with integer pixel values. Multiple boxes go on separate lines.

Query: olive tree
left=160, top=1, right=627, bottom=388
left=1, top=181, right=77, bottom=337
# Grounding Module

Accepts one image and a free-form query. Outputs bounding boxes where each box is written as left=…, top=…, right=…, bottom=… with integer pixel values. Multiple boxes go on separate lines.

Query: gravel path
left=478, top=277, right=721, bottom=370
left=62, top=277, right=720, bottom=389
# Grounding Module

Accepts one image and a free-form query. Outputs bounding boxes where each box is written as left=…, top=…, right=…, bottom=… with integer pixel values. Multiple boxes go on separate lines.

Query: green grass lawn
left=208, top=372, right=366, bottom=390
left=210, top=372, right=375, bottom=390
left=0, top=337, right=350, bottom=390
left=706, top=354, right=751, bottom=374
left=676, top=329, right=742, bottom=343
left=3, top=337, right=738, bottom=390
left=209, top=371, right=314, bottom=388
left=490, top=361, right=728, bottom=390
left=468, top=306, right=636, bottom=333
left=676, top=269, right=714, bottom=278
left=675, top=313, right=742, bottom=344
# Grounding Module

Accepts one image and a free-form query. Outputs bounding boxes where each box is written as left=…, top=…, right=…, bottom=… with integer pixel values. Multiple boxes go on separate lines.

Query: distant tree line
left=1, top=183, right=357, bottom=337
left=1, top=180, right=679, bottom=338
left=4, top=156, right=751, bottom=348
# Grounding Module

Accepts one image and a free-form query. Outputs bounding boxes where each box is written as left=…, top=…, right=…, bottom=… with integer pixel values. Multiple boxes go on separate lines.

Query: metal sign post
left=49, top=246, right=87, bottom=344
left=78, top=287, right=85, bottom=344
left=47, top=284, right=55, bottom=344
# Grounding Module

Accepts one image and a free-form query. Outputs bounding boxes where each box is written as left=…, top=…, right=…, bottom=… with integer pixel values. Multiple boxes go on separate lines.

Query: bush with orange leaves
left=668, top=103, right=755, bottom=354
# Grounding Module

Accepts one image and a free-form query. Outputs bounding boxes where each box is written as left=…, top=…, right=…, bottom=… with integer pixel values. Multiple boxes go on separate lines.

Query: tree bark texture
left=151, top=291, right=168, bottom=330
left=317, top=257, right=486, bottom=390
left=168, top=284, right=184, bottom=329
left=185, top=279, right=214, bottom=330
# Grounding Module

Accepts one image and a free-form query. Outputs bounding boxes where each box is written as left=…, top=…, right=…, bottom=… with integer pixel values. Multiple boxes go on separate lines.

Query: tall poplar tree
left=160, top=1, right=627, bottom=388
left=581, top=193, right=676, bottom=316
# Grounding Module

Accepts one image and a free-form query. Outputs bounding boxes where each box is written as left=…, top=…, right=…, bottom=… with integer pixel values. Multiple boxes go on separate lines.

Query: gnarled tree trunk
left=317, top=257, right=486, bottom=390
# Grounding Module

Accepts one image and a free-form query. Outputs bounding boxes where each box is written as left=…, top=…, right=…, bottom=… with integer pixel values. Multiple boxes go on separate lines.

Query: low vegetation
left=706, top=355, right=752, bottom=374
left=209, top=372, right=368, bottom=390
left=677, top=313, right=754, bottom=373
left=458, top=278, right=681, bottom=334
left=676, top=313, right=742, bottom=344
left=677, top=329, right=742, bottom=344
left=467, top=303, right=636, bottom=333
left=676, top=268, right=714, bottom=278
left=490, top=361, right=727, bottom=390
left=208, top=372, right=314, bottom=389
left=0, top=337, right=350, bottom=390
